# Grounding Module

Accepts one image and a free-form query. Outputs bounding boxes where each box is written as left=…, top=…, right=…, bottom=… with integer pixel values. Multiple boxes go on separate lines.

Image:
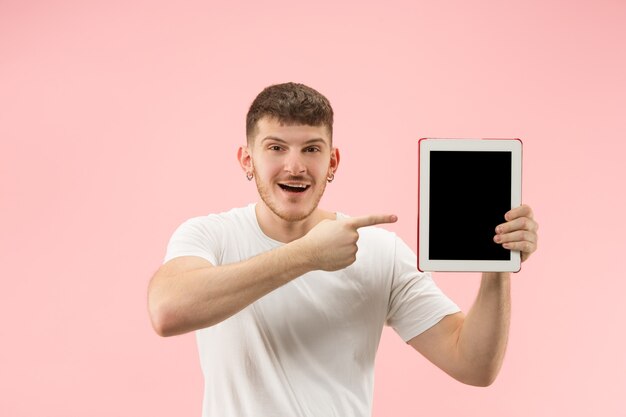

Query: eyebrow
left=261, top=136, right=328, bottom=146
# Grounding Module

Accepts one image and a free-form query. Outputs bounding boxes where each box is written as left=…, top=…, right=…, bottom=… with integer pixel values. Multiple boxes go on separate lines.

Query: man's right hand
left=298, top=214, right=398, bottom=271
left=149, top=213, right=397, bottom=336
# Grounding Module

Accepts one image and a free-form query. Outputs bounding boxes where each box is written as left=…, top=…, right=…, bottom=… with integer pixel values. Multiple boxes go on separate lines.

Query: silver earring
left=327, top=172, right=334, bottom=183
left=246, top=171, right=254, bottom=181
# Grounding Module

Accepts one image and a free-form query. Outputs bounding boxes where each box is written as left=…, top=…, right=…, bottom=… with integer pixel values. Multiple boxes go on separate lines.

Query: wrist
left=479, top=272, right=511, bottom=296
left=482, top=271, right=511, bottom=280
left=286, top=238, right=317, bottom=274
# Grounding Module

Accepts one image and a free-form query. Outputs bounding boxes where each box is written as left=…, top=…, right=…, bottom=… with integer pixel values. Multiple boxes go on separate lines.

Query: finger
left=494, top=230, right=537, bottom=245
left=504, top=204, right=534, bottom=221
left=349, top=214, right=398, bottom=229
left=496, top=217, right=538, bottom=234
left=502, top=240, right=537, bottom=256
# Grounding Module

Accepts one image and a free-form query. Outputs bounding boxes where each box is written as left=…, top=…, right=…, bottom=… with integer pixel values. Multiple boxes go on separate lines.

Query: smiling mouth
left=278, top=184, right=310, bottom=193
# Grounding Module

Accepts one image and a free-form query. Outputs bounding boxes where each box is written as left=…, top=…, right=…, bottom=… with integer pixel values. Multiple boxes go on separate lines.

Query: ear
left=237, top=145, right=253, bottom=173
left=329, top=147, right=340, bottom=175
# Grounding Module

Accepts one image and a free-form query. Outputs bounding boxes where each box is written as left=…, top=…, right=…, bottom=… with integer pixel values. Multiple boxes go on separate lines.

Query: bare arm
left=409, top=272, right=510, bottom=386
left=148, top=240, right=314, bottom=337
left=147, top=214, right=397, bottom=337
left=408, top=204, right=538, bottom=386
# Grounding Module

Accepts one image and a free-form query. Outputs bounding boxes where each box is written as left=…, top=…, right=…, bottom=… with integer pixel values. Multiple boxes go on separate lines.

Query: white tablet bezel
left=418, top=138, right=523, bottom=272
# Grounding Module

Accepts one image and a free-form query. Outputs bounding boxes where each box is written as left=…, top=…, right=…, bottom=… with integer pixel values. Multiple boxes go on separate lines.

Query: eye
left=268, top=145, right=283, bottom=151
left=304, top=147, right=320, bottom=153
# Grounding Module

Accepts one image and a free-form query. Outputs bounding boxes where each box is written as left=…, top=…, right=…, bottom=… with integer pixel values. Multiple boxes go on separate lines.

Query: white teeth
left=280, top=183, right=308, bottom=188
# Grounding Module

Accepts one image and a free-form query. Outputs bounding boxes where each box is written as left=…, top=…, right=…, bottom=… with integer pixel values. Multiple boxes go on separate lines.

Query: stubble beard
left=254, top=171, right=327, bottom=222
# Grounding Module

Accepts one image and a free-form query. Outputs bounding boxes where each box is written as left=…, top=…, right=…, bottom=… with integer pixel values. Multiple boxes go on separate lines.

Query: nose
left=284, top=151, right=306, bottom=175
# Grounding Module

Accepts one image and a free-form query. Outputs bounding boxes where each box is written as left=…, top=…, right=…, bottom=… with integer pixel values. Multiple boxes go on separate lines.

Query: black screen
left=429, top=151, right=511, bottom=260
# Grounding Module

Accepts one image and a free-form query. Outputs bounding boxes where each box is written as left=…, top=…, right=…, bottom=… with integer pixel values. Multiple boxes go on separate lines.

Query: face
left=239, top=117, right=339, bottom=223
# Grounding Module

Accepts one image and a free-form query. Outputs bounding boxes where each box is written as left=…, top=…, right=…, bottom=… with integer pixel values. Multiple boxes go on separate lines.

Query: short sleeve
left=163, top=216, right=222, bottom=265
left=386, top=236, right=461, bottom=342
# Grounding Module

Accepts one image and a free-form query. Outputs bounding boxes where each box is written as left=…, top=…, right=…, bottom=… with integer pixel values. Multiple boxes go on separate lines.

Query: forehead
left=253, top=117, right=331, bottom=147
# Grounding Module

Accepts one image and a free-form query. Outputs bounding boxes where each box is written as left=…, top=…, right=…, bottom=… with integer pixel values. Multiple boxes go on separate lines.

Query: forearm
left=456, top=272, right=511, bottom=385
left=150, top=239, right=313, bottom=336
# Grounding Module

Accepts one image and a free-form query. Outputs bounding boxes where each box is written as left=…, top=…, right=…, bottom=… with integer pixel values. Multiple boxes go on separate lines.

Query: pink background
left=2, top=1, right=625, bottom=416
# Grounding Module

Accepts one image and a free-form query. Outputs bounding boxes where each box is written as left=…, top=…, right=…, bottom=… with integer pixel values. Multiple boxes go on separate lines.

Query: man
left=148, top=82, right=539, bottom=416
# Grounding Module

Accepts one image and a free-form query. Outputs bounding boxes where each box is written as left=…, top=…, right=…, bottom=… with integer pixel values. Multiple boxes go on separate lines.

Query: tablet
left=418, top=138, right=522, bottom=272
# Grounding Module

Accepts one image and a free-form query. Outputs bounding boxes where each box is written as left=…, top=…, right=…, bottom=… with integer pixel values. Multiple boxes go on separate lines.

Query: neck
left=254, top=202, right=335, bottom=243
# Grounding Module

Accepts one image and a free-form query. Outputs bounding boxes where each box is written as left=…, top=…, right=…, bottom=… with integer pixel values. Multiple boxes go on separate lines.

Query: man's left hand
left=493, top=204, right=539, bottom=263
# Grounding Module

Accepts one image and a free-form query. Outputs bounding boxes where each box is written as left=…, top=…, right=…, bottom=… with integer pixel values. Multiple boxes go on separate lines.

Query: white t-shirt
left=164, top=204, right=460, bottom=417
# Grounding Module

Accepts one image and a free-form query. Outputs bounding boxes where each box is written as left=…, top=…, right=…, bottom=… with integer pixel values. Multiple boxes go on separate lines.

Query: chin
left=264, top=195, right=320, bottom=222
left=273, top=205, right=316, bottom=222
left=256, top=177, right=326, bottom=223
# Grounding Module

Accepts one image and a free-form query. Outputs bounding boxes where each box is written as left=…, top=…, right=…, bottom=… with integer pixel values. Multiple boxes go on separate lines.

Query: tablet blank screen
left=429, top=151, right=511, bottom=260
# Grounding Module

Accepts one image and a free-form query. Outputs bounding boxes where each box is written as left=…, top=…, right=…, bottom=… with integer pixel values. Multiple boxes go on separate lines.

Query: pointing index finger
left=348, top=214, right=398, bottom=229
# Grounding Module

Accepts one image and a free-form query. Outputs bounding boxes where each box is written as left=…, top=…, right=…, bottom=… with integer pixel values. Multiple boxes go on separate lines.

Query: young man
left=148, top=82, right=539, bottom=417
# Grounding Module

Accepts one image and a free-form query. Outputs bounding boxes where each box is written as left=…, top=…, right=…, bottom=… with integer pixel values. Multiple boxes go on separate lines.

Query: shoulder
left=168, top=205, right=258, bottom=244
left=358, top=225, right=397, bottom=246
left=177, top=204, right=254, bottom=229
left=164, top=205, right=256, bottom=264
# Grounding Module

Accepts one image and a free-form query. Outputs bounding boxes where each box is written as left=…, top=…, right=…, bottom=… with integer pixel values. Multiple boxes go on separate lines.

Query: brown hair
left=246, top=82, right=334, bottom=143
